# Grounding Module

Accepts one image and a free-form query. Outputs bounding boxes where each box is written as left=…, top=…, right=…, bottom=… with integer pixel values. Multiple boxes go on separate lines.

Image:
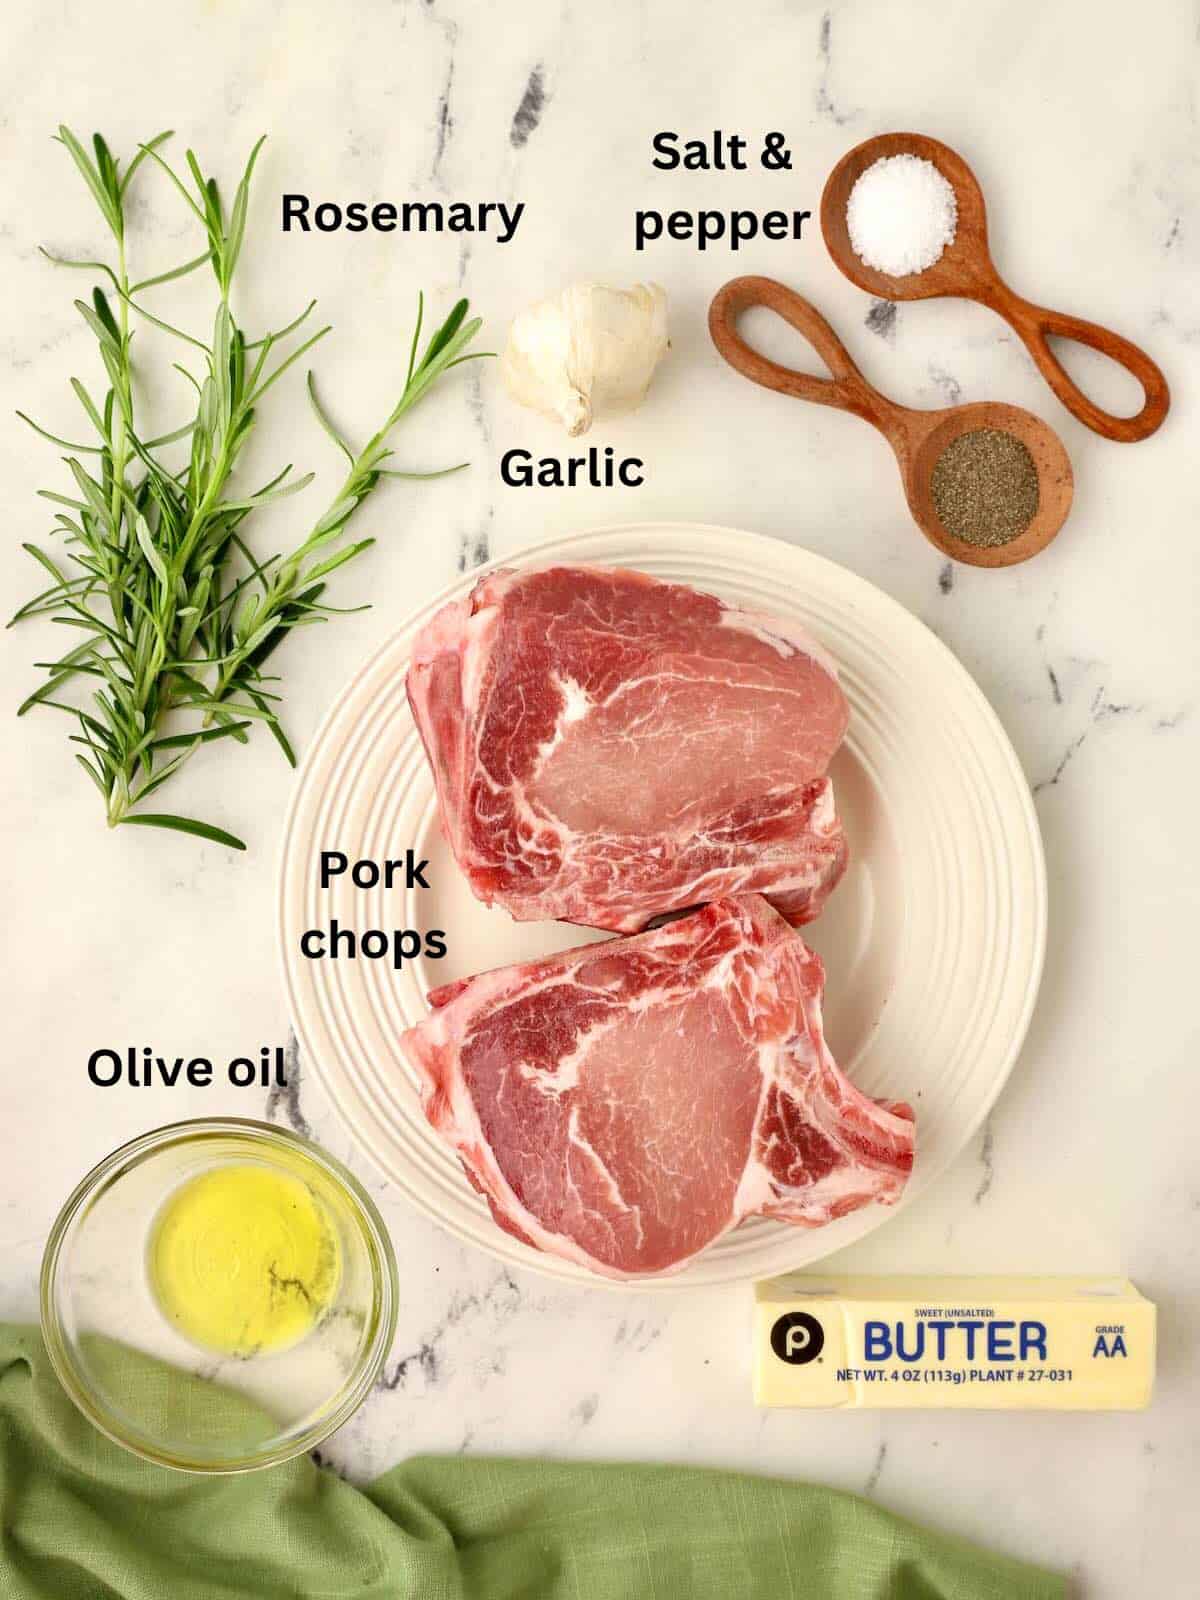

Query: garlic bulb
left=500, top=282, right=669, bottom=436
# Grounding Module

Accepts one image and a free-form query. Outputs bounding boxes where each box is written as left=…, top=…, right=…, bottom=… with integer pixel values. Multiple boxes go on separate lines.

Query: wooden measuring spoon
left=708, top=275, right=1073, bottom=569
left=820, top=132, right=1169, bottom=443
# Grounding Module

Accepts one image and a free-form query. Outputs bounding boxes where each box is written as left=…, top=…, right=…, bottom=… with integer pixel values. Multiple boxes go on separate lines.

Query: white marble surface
left=2, top=0, right=1198, bottom=1592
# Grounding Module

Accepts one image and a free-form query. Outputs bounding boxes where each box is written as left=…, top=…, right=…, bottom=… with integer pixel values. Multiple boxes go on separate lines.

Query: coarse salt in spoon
left=846, top=153, right=958, bottom=278
left=821, top=132, right=1169, bottom=444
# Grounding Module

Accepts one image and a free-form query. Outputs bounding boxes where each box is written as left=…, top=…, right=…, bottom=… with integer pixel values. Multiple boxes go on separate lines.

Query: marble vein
left=510, top=65, right=549, bottom=149
left=973, top=1119, right=995, bottom=1205
left=265, top=1030, right=311, bottom=1137
left=376, top=1269, right=522, bottom=1394
left=863, top=1441, right=887, bottom=1496
left=815, top=11, right=856, bottom=126
left=927, top=363, right=962, bottom=405
left=425, top=5, right=459, bottom=183
left=864, top=300, right=897, bottom=342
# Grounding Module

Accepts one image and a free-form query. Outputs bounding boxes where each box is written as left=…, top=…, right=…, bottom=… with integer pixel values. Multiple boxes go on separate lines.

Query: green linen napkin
left=0, top=1325, right=1066, bottom=1599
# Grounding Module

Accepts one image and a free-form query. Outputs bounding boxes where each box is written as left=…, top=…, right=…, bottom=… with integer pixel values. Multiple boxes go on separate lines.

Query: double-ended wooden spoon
left=821, top=132, right=1169, bottom=444
left=708, top=275, right=1073, bottom=569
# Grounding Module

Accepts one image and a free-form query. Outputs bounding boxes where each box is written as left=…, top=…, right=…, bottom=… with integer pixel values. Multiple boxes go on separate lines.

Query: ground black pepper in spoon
left=930, top=428, right=1039, bottom=549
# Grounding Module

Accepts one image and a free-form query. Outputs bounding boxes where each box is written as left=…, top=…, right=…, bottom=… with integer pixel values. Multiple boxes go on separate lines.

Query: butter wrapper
left=754, top=1276, right=1154, bottom=1410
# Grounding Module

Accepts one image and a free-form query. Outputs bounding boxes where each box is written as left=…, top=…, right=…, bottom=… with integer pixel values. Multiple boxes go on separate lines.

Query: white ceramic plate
left=278, top=524, right=1046, bottom=1288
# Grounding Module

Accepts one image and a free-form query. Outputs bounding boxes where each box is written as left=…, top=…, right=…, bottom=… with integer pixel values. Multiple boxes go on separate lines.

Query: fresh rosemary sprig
left=13, top=127, right=487, bottom=852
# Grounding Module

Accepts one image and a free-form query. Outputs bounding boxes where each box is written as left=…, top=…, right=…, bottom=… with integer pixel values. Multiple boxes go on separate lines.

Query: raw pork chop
left=407, top=564, right=850, bottom=933
left=398, top=894, right=913, bottom=1279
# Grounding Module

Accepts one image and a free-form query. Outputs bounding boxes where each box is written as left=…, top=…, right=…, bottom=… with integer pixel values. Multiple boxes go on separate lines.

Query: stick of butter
left=754, top=1276, right=1154, bottom=1410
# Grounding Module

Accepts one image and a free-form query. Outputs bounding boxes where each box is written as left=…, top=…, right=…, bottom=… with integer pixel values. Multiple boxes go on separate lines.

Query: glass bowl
left=41, top=1117, right=397, bottom=1473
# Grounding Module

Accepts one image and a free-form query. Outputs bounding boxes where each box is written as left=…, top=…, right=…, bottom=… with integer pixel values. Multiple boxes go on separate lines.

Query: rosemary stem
left=109, top=238, right=130, bottom=536
left=105, top=235, right=132, bottom=827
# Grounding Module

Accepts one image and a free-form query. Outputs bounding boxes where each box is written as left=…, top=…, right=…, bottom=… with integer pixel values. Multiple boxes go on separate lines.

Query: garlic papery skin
left=500, top=282, right=669, bottom=436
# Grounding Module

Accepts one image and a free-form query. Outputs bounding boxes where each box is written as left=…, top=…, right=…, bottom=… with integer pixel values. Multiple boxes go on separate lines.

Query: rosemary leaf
left=118, top=813, right=247, bottom=850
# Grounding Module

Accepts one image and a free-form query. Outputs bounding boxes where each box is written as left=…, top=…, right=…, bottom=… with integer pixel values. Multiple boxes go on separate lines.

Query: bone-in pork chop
left=398, top=894, right=913, bottom=1279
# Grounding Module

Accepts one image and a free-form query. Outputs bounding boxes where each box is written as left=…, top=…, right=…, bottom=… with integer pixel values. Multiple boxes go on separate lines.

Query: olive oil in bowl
left=148, top=1164, right=342, bottom=1359
left=41, top=1119, right=396, bottom=1472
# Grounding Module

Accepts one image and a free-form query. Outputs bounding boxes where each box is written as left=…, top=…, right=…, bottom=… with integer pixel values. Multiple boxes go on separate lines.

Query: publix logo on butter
left=754, top=1276, right=1155, bottom=1410
left=770, top=1311, right=826, bottom=1365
